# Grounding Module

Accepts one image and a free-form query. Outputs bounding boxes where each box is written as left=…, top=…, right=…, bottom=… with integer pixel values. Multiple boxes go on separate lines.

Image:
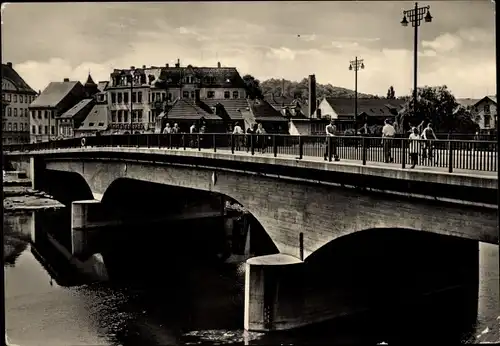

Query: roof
left=97, top=81, right=109, bottom=92
left=165, top=99, right=221, bottom=120
left=203, top=99, right=248, bottom=120
left=1, top=63, right=37, bottom=94
left=84, top=74, right=97, bottom=87
left=60, top=98, right=94, bottom=119
left=155, top=66, right=246, bottom=89
left=264, top=95, right=295, bottom=108
left=324, top=98, right=405, bottom=117
left=77, top=104, right=109, bottom=131
left=473, top=96, right=497, bottom=106
left=30, top=81, right=82, bottom=108
left=248, top=99, right=288, bottom=122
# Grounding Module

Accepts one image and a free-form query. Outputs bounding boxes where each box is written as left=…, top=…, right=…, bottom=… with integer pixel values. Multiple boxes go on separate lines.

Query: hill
left=260, top=78, right=376, bottom=100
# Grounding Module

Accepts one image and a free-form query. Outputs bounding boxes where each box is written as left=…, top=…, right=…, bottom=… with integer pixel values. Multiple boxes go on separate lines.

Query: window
left=51, top=111, right=54, bottom=119
left=24, top=95, right=28, bottom=103
left=38, top=125, right=42, bottom=134
left=484, top=114, right=491, bottom=128
left=44, top=111, right=48, bottom=119
left=162, top=93, right=166, bottom=102
left=118, top=111, right=122, bottom=122
left=8, top=123, right=12, bottom=131
left=138, top=110, right=143, bottom=122
left=20, top=123, right=23, bottom=131
left=138, top=91, right=143, bottom=103
left=31, top=111, right=35, bottom=119
left=484, top=104, right=490, bottom=113
left=191, top=91, right=195, bottom=99
left=8, top=108, right=11, bottom=116
left=13, top=123, right=17, bottom=131
left=20, top=95, right=23, bottom=103
left=14, top=109, right=17, bottom=117
left=111, top=93, right=116, bottom=103
left=98, top=122, right=104, bottom=127
left=44, top=125, right=48, bottom=134
left=117, top=93, right=123, bottom=103
left=132, top=111, right=137, bottom=123
left=123, top=92, right=129, bottom=103
left=151, top=93, right=155, bottom=102
left=183, top=91, right=189, bottom=98
left=224, top=91, right=230, bottom=99
left=167, top=93, right=172, bottom=101
left=1, top=93, right=4, bottom=100
left=132, top=92, right=137, bottom=103
left=37, top=110, right=42, bottom=119
left=32, top=125, right=36, bottom=134
left=207, top=91, right=215, bottom=99
left=232, top=91, right=239, bottom=99
left=111, top=111, right=117, bottom=122
left=51, top=126, right=55, bottom=135
left=13, top=95, right=17, bottom=102
left=89, top=122, right=95, bottom=127
left=123, top=111, right=128, bottom=123
left=156, top=93, right=161, bottom=101
left=6, top=94, right=11, bottom=102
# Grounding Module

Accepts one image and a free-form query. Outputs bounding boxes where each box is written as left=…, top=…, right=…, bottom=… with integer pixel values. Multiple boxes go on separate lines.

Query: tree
left=395, top=85, right=478, bottom=134
left=242, top=74, right=263, bottom=100
left=386, top=86, right=395, bottom=99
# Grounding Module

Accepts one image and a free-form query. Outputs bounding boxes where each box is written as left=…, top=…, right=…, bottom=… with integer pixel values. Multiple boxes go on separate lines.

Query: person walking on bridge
left=409, top=127, right=421, bottom=169
left=382, top=119, right=396, bottom=163
left=422, top=122, right=437, bottom=163
left=232, top=122, right=243, bottom=150
left=324, top=119, right=340, bottom=161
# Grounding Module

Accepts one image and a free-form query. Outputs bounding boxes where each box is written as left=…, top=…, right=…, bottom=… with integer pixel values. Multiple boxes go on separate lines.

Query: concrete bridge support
left=71, top=199, right=103, bottom=257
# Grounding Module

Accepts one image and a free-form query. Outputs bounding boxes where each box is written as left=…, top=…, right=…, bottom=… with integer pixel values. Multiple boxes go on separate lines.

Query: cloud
left=177, top=26, right=209, bottom=41
left=299, top=34, right=317, bottom=42
left=266, top=47, right=296, bottom=61
left=422, top=33, right=462, bottom=52
left=331, top=41, right=360, bottom=49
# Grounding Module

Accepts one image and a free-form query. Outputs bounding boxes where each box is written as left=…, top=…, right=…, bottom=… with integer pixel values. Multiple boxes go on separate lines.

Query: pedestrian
left=381, top=119, right=396, bottom=163
left=233, top=122, right=243, bottom=150
left=171, top=123, right=180, bottom=148
left=422, top=122, right=437, bottom=162
left=189, top=122, right=197, bottom=148
left=409, top=127, right=421, bottom=169
left=255, top=123, right=267, bottom=153
left=245, top=124, right=255, bottom=152
left=324, top=119, right=340, bottom=161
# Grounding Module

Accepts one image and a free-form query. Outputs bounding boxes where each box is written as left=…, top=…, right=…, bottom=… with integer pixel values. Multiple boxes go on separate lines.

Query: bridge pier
left=71, top=199, right=103, bottom=257
left=244, top=254, right=305, bottom=332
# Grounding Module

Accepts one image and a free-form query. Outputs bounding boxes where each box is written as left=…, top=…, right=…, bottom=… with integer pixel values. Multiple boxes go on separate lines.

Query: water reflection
left=4, top=210, right=499, bottom=345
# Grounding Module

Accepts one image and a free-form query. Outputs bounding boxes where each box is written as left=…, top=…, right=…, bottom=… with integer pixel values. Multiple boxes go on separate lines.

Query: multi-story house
left=28, top=77, right=91, bottom=142
left=106, top=60, right=250, bottom=134
left=2, top=62, right=38, bottom=144
left=471, top=96, right=497, bottom=133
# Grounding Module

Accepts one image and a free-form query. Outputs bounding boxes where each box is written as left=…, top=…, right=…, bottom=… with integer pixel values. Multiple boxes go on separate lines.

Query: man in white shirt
left=189, top=123, right=197, bottom=148
left=382, top=119, right=396, bottom=163
left=422, top=122, right=437, bottom=160
left=324, top=119, right=340, bottom=161
left=232, top=122, right=243, bottom=150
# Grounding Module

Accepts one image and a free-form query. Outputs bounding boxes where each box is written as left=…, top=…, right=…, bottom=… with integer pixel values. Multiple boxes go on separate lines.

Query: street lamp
left=349, top=57, right=365, bottom=128
left=401, top=2, right=433, bottom=123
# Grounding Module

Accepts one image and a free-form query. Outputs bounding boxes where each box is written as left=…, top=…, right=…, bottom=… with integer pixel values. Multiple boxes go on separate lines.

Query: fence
left=3, top=133, right=498, bottom=173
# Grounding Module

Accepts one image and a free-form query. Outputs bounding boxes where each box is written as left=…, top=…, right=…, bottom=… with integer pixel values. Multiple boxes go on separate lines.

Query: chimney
left=63, top=78, right=70, bottom=82
left=308, top=74, right=316, bottom=118
left=217, top=61, right=221, bottom=68
left=166, top=63, right=169, bottom=68
left=175, top=59, right=180, bottom=68
left=6, top=62, right=12, bottom=68
left=142, top=65, right=146, bottom=69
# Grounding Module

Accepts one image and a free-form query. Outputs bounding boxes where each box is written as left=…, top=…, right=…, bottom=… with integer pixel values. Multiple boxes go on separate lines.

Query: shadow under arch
left=40, top=169, right=94, bottom=206
left=301, top=227, right=479, bottom=342
left=98, top=176, right=280, bottom=256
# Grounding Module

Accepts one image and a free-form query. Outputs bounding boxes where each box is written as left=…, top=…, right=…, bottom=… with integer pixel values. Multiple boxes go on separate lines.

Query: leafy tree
left=242, top=74, right=263, bottom=100
left=386, top=86, right=395, bottom=99
left=395, top=85, right=478, bottom=134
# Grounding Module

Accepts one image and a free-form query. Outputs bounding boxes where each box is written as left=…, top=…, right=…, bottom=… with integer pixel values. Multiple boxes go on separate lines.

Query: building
left=471, top=96, right=497, bottom=133
left=2, top=62, right=38, bottom=144
left=29, top=77, right=90, bottom=142
left=74, top=89, right=109, bottom=137
left=106, top=60, right=249, bottom=134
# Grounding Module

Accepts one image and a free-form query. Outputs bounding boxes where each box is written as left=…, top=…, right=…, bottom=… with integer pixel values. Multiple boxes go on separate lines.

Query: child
left=409, top=127, right=421, bottom=169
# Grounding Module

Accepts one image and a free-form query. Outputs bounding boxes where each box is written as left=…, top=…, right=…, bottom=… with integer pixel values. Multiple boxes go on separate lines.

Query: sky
left=1, top=1, right=497, bottom=98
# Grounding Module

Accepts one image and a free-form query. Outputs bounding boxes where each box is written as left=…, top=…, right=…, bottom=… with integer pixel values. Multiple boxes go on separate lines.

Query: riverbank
left=3, top=186, right=64, bottom=211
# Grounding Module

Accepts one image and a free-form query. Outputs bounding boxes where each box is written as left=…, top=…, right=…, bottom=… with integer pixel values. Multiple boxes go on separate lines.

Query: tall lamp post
left=349, top=57, right=365, bottom=128
left=401, top=2, right=433, bottom=122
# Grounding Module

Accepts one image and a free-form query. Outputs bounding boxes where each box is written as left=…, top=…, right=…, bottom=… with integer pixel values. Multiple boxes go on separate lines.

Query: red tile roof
left=2, top=63, right=37, bottom=94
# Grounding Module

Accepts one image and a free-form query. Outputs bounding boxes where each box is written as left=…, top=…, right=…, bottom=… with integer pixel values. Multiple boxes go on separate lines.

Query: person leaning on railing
left=381, top=119, right=396, bottom=163
left=324, top=119, right=340, bottom=161
left=232, top=122, right=243, bottom=150
left=421, top=122, right=437, bottom=162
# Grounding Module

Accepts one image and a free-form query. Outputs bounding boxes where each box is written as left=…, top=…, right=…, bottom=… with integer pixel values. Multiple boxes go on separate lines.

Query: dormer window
left=232, top=91, right=239, bottom=99
left=224, top=91, right=230, bottom=99
left=185, top=75, right=193, bottom=84
left=484, top=104, right=490, bottom=113
left=207, top=91, right=215, bottom=99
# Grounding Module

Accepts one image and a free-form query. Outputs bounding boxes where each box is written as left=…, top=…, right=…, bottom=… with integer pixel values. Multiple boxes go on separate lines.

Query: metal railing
left=3, top=133, right=498, bottom=173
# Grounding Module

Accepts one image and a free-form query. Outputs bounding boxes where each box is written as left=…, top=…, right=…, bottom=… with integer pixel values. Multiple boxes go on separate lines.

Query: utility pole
left=349, top=57, right=365, bottom=128
left=401, top=2, right=433, bottom=122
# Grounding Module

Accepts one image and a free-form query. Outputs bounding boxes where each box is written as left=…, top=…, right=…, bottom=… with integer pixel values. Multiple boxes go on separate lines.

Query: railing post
left=401, top=137, right=406, bottom=169
left=127, top=134, right=131, bottom=147
left=146, top=134, right=150, bottom=148
left=183, top=134, right=186, bottom=150
left=448, top=140, right=453, bottom=173
left=273, top=135, right=277, bottom=157
left=213, top=134, right=217, bottom=152
left=298, top=135, right=303, bottom=159
left=328, top=137, right=333, bottom=162
left=197, top=134, right=201, bottom=151
left=231, top=134, right=235, bottom=154
left=158, top=134, right=161, bottom=149
left=251, top=134, right=255, bottom=155
left=168, top=133, right=172, bottom=149
left=362, top=137, right=367, bottom=165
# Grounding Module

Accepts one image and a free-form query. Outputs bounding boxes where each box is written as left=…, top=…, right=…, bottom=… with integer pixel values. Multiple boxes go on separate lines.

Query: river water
left=4, top=209, right=499, bottom=345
